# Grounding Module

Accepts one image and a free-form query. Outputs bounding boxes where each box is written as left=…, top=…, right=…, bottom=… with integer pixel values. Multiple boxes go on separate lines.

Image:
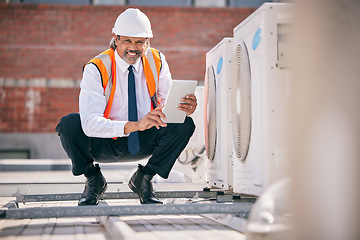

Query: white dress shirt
left=79, top=49, right=172, bottom=138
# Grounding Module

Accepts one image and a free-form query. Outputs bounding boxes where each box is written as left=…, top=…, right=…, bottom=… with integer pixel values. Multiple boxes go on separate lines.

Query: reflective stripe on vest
left=86, top=48, right=162, bottom=119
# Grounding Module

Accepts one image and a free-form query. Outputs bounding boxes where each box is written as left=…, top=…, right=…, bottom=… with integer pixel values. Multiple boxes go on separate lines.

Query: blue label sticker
left=217, top=57, right=223, bottom=74
left=252, top=28, right=262, bottom=50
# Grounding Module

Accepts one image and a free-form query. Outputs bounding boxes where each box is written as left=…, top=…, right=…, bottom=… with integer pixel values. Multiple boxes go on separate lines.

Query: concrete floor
left=0, top=159, right=247, bottom=240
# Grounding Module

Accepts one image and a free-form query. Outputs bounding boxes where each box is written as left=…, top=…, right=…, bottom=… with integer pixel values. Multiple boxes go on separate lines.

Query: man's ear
left=113, top=33, right=119, bottom=42
left=145, top=39, right=150, bottom=50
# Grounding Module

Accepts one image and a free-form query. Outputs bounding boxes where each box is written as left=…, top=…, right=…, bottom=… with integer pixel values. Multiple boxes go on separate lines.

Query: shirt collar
left=114, top=49, right=141, bottom=74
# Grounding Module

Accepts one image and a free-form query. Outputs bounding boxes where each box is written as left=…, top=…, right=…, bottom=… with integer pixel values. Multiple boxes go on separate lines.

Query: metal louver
left=231, top=42, right=251, bottom=161
left=204, top=65, right=217, bottom=161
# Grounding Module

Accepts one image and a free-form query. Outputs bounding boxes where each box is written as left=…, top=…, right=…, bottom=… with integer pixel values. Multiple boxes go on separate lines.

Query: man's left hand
left=178, top=94, right=197, bottom=116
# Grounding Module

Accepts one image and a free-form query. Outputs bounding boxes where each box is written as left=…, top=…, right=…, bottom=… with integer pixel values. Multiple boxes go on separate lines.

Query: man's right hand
left=124, top=105, right=167, bottom=134
left=138, top=105, right=167, bottom=131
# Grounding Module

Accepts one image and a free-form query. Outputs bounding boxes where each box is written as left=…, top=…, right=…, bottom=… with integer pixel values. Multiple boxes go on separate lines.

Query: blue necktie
left=127, top=65, right=140, bottom=155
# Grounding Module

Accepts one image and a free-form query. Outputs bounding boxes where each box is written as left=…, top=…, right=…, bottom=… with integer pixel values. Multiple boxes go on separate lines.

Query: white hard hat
left=112, top=8, right=153, bottom=38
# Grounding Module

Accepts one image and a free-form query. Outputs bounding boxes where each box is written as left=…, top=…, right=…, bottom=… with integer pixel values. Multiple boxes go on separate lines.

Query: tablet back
left=162, top=80, right=198, bottom=123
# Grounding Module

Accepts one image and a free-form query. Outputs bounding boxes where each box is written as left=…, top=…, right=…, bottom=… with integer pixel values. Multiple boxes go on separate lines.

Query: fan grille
left=204, top=66, right=217, bottom=161
left=231, top=42, right=252, bottom=161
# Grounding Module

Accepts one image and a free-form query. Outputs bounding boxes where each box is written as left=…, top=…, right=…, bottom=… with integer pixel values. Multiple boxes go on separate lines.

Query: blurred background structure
left=0, top=0, right=283, bottom=159
left=290, top=0, right=360, bottom=240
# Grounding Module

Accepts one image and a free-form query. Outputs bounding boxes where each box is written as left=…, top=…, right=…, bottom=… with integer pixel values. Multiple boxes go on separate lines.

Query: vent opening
left=231, top=42, right=252, bottom=161
left=204, top=65, right=217, bottom=161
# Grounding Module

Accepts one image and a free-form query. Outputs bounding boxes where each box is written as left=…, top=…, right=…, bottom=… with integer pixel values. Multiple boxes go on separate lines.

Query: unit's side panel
left=231, top=3, right=293, bottom=196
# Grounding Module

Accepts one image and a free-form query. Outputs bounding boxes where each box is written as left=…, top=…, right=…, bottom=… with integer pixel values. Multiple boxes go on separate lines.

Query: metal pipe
left=16, top=191, right=218, bottom=203
left=0, top=202, right=253, bottom=220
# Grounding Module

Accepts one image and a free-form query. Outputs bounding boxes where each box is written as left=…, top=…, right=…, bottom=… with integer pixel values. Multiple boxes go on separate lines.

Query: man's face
left=114, top=35, right=149, bottom=65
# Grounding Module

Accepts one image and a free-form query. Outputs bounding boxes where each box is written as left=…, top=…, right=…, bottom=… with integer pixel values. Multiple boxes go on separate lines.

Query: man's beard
left=123, top=50, right=141, bottom=64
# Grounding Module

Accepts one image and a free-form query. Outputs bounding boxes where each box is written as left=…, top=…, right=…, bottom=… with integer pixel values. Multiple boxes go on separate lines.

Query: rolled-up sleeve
left=79, top=64, right=128, bottom=138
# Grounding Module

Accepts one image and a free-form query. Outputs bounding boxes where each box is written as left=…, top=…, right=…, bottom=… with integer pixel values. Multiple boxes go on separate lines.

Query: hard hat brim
left=112, top=28, right=153, bottom=38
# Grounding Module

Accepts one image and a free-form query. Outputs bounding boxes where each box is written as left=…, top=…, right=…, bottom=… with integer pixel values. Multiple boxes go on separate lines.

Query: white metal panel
left=231, top=3, right=293, bottom=196
left=204, top=38, right=233, bottom=190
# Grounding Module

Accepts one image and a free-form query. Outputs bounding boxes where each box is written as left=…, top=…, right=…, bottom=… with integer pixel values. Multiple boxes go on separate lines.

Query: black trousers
left=55, top=113, right=195, bottom=179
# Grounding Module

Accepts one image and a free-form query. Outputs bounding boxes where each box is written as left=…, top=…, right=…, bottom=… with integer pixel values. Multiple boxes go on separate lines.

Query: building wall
left=0, top=4, right=253, bottom=80
left=0, top=3, right=254, bottom=157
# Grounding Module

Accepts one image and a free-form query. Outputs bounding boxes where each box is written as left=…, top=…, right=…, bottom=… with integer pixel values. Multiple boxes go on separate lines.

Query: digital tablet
left=162, top=80, right=198, bottom=123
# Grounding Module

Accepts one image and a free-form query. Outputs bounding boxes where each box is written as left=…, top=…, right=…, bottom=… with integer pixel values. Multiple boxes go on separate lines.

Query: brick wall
left=0, top=87, right=79, bottom=132
left=0, top=4, right=254, bottom=133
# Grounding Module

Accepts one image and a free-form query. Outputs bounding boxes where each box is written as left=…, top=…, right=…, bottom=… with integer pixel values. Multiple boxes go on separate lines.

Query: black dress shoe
left=128, top=165, right=162, bottom=204
left=78, top=171, right=107, bottom=206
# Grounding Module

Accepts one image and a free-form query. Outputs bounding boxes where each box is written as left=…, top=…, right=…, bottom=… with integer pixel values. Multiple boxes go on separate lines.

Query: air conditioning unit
left=204, top=38, right=233, bottom=190
left=230, top=3, right=293, bottom=196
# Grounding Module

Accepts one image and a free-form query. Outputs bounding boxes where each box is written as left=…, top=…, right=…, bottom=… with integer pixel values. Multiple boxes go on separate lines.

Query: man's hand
left=178, top=94, right=197, bottom=116
left=124, top=105, right=167, bottom=134
left=138, top=105, right=167, bottom=131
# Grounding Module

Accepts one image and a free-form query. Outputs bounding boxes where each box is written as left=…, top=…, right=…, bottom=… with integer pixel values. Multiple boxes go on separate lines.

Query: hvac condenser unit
left=204, top=38, right=233, bottom=190
left=231, top=3, right=293, bottom=196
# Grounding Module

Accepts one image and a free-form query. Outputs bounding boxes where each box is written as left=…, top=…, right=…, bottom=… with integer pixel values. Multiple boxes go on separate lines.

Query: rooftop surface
left=0, top=159, right=248, bottom=240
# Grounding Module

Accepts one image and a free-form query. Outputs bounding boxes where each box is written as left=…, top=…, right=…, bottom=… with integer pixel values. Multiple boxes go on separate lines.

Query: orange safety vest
left=85, top=48, right=162, bottom=119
